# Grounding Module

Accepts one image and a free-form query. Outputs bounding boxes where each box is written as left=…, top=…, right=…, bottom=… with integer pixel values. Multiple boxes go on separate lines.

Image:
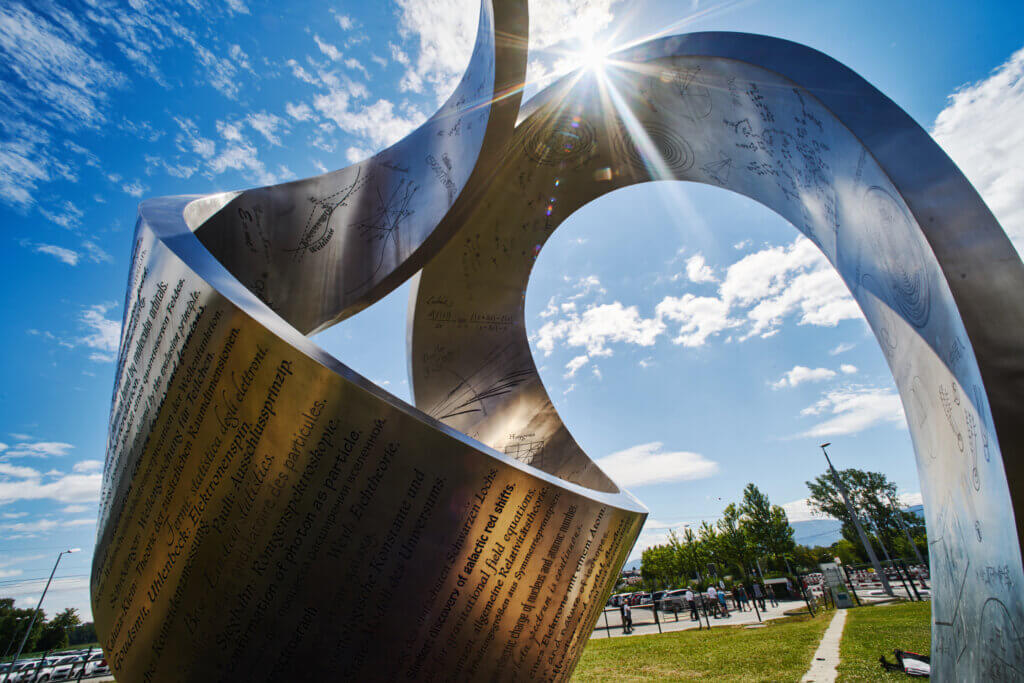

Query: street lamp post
left=2, top=548, right=79, bottom=683
left=819, top=444, right=893, bottom=596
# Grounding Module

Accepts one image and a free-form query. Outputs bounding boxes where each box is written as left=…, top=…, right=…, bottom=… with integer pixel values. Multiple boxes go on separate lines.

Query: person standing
left=685, top=587, right=697, bottom=621
left=753, top=582, right=766, bottom=611
left=766, top=584, right=778, bottom=607
left=707, top=585, right=719, bottom=618
left=623, top=601, right=633, bottom=634
left=717, top=586, right=730, bottom=617
left=737, top=584, right=749, bottom=612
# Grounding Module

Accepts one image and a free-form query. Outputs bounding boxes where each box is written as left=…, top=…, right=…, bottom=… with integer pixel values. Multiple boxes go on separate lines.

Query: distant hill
left=624, top=505, right=925, bottom=569
left=791, top=504, right=924, bottom=547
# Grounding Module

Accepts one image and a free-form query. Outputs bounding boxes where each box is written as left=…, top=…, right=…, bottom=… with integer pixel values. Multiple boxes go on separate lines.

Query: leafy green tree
left=0, top=598, right=45, bottom=656
left=698, top=520, right=722, bottom=577
left=739, top=483, right=796, bottom=569
left=806, top=467, right=925, bottom=559
left=716, top=503, right=752, bottom=579
left=36, top=607, right=81, bottom=652
left=640, top=543, right=678, bottom=589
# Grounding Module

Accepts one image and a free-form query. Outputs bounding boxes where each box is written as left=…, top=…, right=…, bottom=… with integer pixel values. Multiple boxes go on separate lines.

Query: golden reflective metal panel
left=93, top=4, right=1024, bottom=682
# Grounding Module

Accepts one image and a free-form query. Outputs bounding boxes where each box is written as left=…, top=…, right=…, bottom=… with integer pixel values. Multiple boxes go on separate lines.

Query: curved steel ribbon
left=410, top=33, right=1024, bottom=680
left=92, top=2, right=646, bottom=681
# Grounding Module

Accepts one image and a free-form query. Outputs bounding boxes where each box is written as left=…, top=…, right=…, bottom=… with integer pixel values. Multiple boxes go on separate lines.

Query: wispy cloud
left=78, top=302, right=121, bottom=357
left=596, top=442, right=718, bottom=488
left=772, top=365, right=837, bottom=389
left=0, top=458, right=101, bottom=505
left=933, top=45, right=1024, bottom=255
left=0, top=440, right=73, bottom=459
left=797, top=386, right=905, bottom=438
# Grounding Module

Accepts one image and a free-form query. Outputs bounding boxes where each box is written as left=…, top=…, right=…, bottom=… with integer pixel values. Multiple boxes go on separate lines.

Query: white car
left=49, top=654, right=86, bottom=680
left=6, top=659, right=53, bottom=682
left=83, top=652, right=111, bottom=676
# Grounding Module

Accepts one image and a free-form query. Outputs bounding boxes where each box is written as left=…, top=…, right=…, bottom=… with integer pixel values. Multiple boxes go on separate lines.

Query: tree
left=739, top=483, right=796, bottom=569
left=640, top=543, right=678, bottom=589
left=0, top=598, right=45, bottom=656
left=35, top=607, right=81, bottom=652
left=716, top=503, right=752, bottom=579
left=806, top=467, right=925, bottom=559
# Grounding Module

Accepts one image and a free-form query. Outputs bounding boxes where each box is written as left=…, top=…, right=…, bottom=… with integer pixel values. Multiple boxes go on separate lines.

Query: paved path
left=800, top=607, right=848, bottom=683
left=590, top=599, right=804, bottom=639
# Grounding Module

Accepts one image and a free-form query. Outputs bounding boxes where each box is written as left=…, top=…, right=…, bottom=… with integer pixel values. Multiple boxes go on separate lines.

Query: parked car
left=657, top=589, right=688, bottom=611
left=50, top=653, right=86, bottom=680
left=630, top=592, right=651, bottom=606
left=6, top=658, right=53, bottom=682
left=84, top=651, right=111, bottom=676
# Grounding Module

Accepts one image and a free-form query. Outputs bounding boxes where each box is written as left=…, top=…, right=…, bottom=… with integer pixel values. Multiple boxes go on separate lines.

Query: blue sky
left=0, top=0, right=1021, bottom=620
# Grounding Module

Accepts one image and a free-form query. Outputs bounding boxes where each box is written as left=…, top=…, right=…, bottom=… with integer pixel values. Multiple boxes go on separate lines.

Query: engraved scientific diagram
left=409, top=32, right=1024, bottom=681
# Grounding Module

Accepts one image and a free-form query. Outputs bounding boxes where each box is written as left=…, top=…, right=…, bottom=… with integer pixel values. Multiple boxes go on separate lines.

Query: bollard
left=842, top=565, right=862, bottom=607
left=901, top=560, right=923, bottom=602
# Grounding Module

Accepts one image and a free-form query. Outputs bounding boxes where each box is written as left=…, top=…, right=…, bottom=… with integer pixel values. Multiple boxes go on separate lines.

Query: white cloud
left=898, top=492, right=924, bottom=508
left=122, top=180, right=147, bottom=197
left=314, top=92, right=423, bottom=149
left=247, top=111, right=287, bottom=146
left=933, top=45, right=1024, bottom=256
left=314, top=34, right=343, bottom=62
left=596, top=442, right=718, bottom=488
left=225, top=0, right=250, bottom=15
left=829, top=342, right=856, bottom=356
left=563, top=354, right=589, bottom=378
left=0, top=458, right=99, bottom=505
left=285, top=58, right=318, bottom=85
left=209, top=141, right=279, bottom=185
left=798, top=386, right=905, bottom=438
left=772, top=365, right=837, bottom=390
left=0, top=441, right=73, bottom=458
left=346, top=146, right=371, bottom=164
left=0, top=517, right=95, bottom=534
left=286, top=102, right=314, bottom=121
left=655, top=294, right=734, bottom=347
left=62, top=504, right=89, bottom=514
left=174, top=116, right=216, bottom=158
left=0, top=3, right=125, bottom=127
left=684, top=253, right=717, bottom=283
left=840, top=364, right=857, bottom=375
left=82, top=240, right=112, bottom=263
left=39, top=200, right=84, bottom=229
left=229, top=44, right=252, bottom=72
left=79, top=302, right=120, bottom=355
left=333, top=12, right=355, bottom=30
left=535, top=302, right=664, bottom=357
left=72, top=459, right=102, bottom=473
left=32, top=242, right=79, bottom=266
left=781, top=497, right=830, bottom=523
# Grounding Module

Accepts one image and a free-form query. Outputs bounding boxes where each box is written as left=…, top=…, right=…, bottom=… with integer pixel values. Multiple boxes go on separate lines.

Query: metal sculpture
left=93, top=2, right=1024, bottom=680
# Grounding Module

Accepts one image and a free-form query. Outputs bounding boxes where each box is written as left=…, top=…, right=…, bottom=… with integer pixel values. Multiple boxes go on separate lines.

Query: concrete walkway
left=800, top=607, right=848, bottom=682
left=590, top=599, right=803, bottom=639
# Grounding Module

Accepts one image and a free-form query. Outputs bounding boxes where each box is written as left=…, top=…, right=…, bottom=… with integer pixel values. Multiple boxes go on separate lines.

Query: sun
left=575, top=39, right=611, bottom=73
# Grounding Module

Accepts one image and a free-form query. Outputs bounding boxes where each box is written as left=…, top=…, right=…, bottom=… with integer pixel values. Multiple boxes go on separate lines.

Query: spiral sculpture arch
left=94, top=5, right=1024, bottom=681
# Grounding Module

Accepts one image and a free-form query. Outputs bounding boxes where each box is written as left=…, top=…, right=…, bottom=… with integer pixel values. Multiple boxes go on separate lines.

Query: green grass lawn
left=572, top=609, right=834, bottom=681
left=836, top=601, right=931, bottom=681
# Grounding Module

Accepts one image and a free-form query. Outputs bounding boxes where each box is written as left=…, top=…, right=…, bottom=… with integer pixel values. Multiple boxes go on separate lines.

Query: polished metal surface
left=92, top=4, right=1024, bottom=681
left=91, top=2, right=644, bottom=681
left=410, top=33, right=1024, bottom=681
